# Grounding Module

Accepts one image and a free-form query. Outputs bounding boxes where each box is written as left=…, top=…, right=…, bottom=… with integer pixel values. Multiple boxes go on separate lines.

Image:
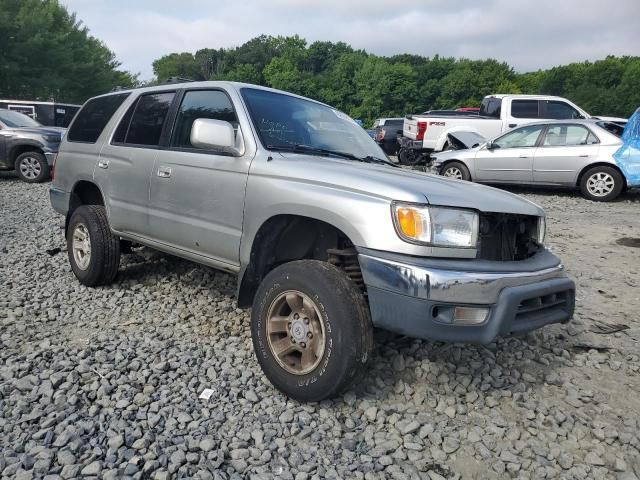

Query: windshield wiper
left=267, top=144, right=398, bottom=167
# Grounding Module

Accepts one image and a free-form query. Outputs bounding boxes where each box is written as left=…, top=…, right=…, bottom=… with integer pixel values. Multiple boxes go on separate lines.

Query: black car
left=373, top=118, right=403, bottom=155
left=0, top=109, right=64, bottom=182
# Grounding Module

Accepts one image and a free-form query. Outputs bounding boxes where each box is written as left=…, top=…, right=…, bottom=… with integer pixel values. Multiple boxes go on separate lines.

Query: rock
left=80, top=461, right=102, bottom=476
left=199, top=438, right=216, bottom=452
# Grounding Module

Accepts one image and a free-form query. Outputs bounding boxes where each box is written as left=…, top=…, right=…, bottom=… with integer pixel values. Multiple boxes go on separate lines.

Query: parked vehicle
left=0, top=100, right=80, bottom=127
left=50, top=82, right=575, bottom=401
left=0, top=109, right=64, bottom=182
left=399, top=94, right=628, bottom=165
left=421, top=109, right=479, bottom=116
left=457, top=107, right=480, bottom=113
left=431, top=119, right=640, bottom=201
left=373, top=117, right=403, bottom=155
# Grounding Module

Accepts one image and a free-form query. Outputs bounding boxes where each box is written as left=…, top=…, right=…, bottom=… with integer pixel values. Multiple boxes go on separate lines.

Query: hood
left=277, top=153, right=543, bottom=216
left=4, top=126, right=66, bottom=137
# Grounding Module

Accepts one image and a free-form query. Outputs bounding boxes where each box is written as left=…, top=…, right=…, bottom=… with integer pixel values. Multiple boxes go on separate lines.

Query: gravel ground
left=1, top=171, right=639, bottom=480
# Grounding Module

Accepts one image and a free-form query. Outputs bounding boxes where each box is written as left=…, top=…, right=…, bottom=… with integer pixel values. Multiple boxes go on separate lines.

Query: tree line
left=152, top=36, right=640, bottom=125
left=1, top=1, right=638, bottom=125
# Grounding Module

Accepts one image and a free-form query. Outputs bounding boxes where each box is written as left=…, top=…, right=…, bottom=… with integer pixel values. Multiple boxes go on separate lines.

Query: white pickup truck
left=399, top=94, right=627, bottom=165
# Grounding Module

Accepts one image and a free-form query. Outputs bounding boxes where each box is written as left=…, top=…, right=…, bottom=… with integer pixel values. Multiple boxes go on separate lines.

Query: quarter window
left=172, top=90, right=238, bottom=149
left=67, top=93, right=130, bottom=143
left=494, top=125, right=545, bottom=148
left=542, top=125, right=598, bottom=146
left=511, top=100, right=539, bottom=119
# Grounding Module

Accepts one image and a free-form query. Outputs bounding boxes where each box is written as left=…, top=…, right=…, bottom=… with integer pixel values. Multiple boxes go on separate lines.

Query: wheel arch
left=576, top=162, right=626, bottom=187
left=10, top=143, right=45, bottom=164
left=439, top=159, right=472, bottom=180
left=65, top=180, right=106, bottom=234
left=237, top=214, right=361, bottom=308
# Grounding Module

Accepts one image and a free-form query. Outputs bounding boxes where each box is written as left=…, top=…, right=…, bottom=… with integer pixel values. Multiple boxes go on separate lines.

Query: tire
left=579, top=166, right=624, bottom=202
left=251, top=260, right=373, bottom=402
left=15, top=151, right=50, bottom=183
left=398, top=147, right=420, bottom=166
left=66, top=205, right=120, bottom=286
left=441, top=161, right=471, bottom=181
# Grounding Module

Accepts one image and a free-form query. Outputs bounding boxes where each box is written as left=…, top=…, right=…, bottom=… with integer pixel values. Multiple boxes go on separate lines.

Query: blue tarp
left=613, top=108, right=640, bottom=186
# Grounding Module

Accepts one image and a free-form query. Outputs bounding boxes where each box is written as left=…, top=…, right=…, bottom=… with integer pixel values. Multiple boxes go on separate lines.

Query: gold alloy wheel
left=266, top=290, right=326, bottom=375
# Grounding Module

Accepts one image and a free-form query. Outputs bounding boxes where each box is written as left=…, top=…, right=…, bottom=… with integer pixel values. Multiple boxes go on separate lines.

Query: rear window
left=67, top=93, right=130, bottom=143
left=511, top=100, right=540, bottom=119
left=479, top=97, right=502, bottom=118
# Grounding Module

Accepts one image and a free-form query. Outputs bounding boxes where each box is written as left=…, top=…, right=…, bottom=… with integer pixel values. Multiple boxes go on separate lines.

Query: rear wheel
left=441, top=161, right=471, bottom=181
left=15, top=151, right=50, bottom=183
left=580, top=166, right=624, bottom=202
left=251, top=260, right=372, bottom=402
left=398, top=148, right=420, bottom=166
left=67, top=205, right=120, bottom=286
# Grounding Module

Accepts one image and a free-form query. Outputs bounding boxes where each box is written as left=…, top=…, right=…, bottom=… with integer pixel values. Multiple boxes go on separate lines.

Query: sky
left=63, top=0, right=640, bottom=80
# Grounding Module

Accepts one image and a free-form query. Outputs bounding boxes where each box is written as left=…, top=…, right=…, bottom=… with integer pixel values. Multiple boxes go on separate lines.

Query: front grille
left=477, top=213, right=540, bottom=261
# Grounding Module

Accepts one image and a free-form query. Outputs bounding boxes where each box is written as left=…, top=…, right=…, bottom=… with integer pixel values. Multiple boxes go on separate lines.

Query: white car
left=431, top=120, right=635, bottom=202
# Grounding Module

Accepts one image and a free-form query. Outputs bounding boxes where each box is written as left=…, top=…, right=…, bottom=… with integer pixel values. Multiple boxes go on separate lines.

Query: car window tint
left=112, top=101, right=136, bottom=143
left=494, top=125, right=545, bottom=148
left=172, top=90, right=238, bottom=149
left=542, top=101, right=580, bottom=120
left=511, top=100, right=539, bottom=119
left=543, top=125, right=597, bottom=146
left=125, top=92, right=175, bottom=146
left=67, top=93, right=130, bottom=143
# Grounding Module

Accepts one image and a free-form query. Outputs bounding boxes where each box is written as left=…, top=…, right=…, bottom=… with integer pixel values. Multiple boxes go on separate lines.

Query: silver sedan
left=431, top=120, right=630, bottom=201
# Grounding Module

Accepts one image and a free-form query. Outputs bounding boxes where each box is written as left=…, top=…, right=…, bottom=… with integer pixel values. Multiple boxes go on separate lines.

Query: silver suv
left=50, top=82, right=575, bottom=401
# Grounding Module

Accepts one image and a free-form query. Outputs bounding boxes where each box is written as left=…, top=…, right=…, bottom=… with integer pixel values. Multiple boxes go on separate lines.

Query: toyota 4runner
left=50, top=82, right=575, bottom=402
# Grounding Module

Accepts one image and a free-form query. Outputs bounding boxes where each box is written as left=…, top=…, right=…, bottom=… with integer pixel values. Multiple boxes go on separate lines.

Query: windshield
left=0, top=109, right=42, bottom=128
left=241, top=88, right=386, bottom=160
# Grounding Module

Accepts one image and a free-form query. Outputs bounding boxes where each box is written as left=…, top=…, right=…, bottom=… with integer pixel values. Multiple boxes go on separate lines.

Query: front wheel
left=580, top=166, right=624, bottom=202
left=67, top=205, right=121, bottom=286
left=441, top=161, right=471, bottom=181
left=251, top=260, right=373, bottom=402
left=15, top=151, right=50, bottom=183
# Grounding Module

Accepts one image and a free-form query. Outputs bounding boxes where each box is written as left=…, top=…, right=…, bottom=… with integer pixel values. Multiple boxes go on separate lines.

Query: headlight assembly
left=392, top=202, right=479, bottom=248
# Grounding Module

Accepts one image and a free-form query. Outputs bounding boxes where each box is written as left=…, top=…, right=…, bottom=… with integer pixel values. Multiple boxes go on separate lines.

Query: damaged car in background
left=432, top=119, right=640, bottom=202
left=50, top=82, right=575, bottom=402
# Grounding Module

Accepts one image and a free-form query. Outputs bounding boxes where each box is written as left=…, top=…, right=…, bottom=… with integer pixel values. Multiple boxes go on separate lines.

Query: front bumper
left=358, top=247, right=575, bottom=344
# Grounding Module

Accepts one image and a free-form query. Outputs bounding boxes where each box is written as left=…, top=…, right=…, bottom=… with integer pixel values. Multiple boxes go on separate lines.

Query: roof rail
left=164, top=76, right=194, bottom=84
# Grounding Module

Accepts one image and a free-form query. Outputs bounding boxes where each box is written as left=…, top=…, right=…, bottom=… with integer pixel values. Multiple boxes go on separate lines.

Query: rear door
left=94, top=91, right=176, bottom=236
left=504, top=99, right=540, bottom=130
left=474, top=124, right=545, bottom=183
left=533, top=124, right=599, bottom=185
left=147, top=88, right=252, bottom=266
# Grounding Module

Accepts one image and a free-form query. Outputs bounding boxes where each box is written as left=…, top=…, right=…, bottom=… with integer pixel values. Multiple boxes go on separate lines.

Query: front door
left=94, top=91, right=176, bottom=236
left=474, top=124, right=545, bottom=183
left=148, top=89, right=252, bottom=267
left=533, top=124, right=600, bottom=185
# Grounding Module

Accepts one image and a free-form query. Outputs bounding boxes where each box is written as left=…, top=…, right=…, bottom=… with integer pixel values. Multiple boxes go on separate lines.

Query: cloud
left=62, top=0, right=640, bottom=80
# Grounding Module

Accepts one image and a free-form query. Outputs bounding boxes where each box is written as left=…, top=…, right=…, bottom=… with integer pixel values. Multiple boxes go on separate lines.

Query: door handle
left=97, top=160, right=109, bottom=169
left=578, top=154, right=590, bottom=158
left=519, top=156, right=529, bottom=158
left=157, top=166, right=172, bottom=178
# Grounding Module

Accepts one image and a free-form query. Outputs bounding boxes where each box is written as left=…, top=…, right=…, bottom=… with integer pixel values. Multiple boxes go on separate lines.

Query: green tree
left=0, top=0, right=136, bottom=103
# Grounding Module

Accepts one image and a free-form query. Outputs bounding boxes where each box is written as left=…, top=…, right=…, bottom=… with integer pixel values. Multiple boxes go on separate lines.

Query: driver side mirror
left=486, top=141, right=495, bottom=150
left=190, top=118, right=245, bottom=156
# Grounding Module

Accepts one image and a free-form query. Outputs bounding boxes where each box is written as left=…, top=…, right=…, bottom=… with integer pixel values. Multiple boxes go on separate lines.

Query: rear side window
left=479, top=97, right=502, bottom=118
left=543, top=125, right=598, bottom=146
left=172, top=90, right=237, bottom=149
left=114, top=92, right=175, bottom=146
left=511, top=100, right=540, bottom=119
left=67, top=93, right=130, bottom=143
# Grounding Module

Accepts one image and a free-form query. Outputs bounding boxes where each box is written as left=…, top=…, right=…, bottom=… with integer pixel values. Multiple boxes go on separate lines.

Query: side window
left=67, top=93, right=130, bottom=143
left=542, top=101, right=581, bottom=120
left=115, top=92, right=175, bottom=146
left=542, top=125, right=598, bottom=146
left=172, top=90, right=238, bottom=149
left=494, top=125, right=545, bottom=148
left=511, top=100, right=540, bottom=119
left=480, top=98, right=502, bottom=118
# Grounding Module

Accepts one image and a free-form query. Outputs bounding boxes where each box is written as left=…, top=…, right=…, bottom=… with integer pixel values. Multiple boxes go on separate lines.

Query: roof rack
left=164, top=76, right=194, bottom=84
